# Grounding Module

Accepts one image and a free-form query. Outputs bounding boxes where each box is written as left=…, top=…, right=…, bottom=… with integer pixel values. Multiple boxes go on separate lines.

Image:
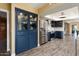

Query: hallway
left=17, top=35, right=79, bottom=56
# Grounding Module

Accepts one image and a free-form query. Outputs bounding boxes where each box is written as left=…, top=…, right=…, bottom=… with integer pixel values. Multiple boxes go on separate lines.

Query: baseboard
left=11, top=53, right=15, bottom=56
left=37, top=43, right=40, bottom=47
left=64, top=33, right=71, bottom=35
left=7, top=48, right=10, bottom=52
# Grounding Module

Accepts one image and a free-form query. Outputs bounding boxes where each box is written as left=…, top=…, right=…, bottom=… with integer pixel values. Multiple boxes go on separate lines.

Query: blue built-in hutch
left=15, top=8, right=38, bottom=54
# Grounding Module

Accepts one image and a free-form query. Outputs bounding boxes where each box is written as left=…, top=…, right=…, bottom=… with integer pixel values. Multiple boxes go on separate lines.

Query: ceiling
left=29, top=3, right=45, bottom=8
left=64, top=19, right=79, bottom=23
left=28, top=3, right=79, bottom=23
left=45, top=6, right=79, bottom=21
left=40, top=3, right=79, bottom=16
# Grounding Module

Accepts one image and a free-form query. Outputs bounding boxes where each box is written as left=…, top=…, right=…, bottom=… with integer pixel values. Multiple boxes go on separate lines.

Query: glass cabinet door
left=29, top=15, right=37, bottom=30
left=17, top=13, right=28, bottom=31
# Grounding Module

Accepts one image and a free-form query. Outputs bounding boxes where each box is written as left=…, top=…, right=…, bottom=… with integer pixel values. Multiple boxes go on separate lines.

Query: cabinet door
left=29, top=30, right=37, bottom=49
left=29, top=15, right=37, bottom=49
left=24, top=31, right=29, bottom=50
left=15, top=8, right=29, bottom=54
left=16, top=36, right=26, bottom=53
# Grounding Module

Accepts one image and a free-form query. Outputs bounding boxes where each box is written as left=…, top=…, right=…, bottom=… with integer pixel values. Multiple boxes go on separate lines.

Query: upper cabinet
left=51, top=21, right=63, bottom=27
left=15, top=8, right=38, bottom=31
left=29, top=14, right=37, bottom=30
left=17, top=13, right=28, bottom=31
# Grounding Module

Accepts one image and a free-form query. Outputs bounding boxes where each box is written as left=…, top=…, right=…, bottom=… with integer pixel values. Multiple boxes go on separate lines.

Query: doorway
left=0, top=9, right=10, bottom=53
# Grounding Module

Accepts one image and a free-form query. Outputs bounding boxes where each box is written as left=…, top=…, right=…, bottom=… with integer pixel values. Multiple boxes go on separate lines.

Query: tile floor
left=17, top=35, right=79, bottom=56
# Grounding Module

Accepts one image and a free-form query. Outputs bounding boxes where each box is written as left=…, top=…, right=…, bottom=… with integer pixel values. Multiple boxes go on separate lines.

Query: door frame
left=0, top=9, right=10, bottom=52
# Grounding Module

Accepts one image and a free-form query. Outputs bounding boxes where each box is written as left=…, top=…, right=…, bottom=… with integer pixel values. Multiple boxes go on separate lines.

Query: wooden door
left=0, top=16, right=7, bottom=52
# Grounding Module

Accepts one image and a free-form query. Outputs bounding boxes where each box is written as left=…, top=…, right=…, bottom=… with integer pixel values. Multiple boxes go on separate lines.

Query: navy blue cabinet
left=55, top=31, right=63, bottom=38
left=50, top=31, right=63, bottom=39
left=29, top=30, right=37, bottom=49
left=15, top=8, right=38, bottom=54
left=47, top=32, right=51, bottom=41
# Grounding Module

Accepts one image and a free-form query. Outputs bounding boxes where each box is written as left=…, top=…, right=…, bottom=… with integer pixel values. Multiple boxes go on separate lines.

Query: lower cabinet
left=29, top=30, right=37, bottom=49
left=16, top=30, right=37, bottom=54
left=50, top=31, right=63, bottom=39
left=15, top=31, right=29, bottom=54
left=47, top=32, right=51, bottom=41
left=16, top=38, right=27, bottom=53
left=55, top=31, right=63, bottom=39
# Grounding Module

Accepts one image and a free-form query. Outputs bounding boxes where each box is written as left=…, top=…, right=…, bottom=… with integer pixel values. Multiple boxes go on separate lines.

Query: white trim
left=0, top=9, right=10, bottom=52
left=37, top=16, right=40, bottom=47
left=11, top=53, right=15, bottom=56
left=11, top=6, right=16, bottom=56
